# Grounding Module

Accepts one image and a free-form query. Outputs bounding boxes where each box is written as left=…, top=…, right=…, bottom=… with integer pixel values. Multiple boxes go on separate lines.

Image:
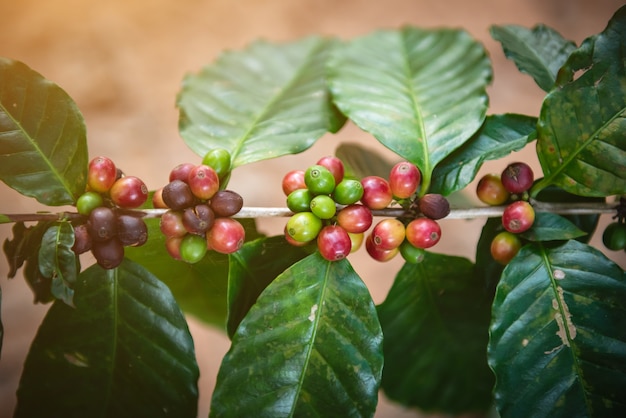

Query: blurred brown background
left=1, top=0, right=625, bottom=417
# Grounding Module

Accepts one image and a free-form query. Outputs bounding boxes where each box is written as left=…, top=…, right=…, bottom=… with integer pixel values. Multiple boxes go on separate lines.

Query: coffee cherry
left=418, top=194, right=450, bottom=220
left=287, top=189, right=314, bottom=213
left=502, top=201, right=535, bottom=233
left=202, top=148, right=232, bottom=179
left=405, top=218, right=441, bottom=249
left=162, top=180, right=196, bottom=210
left=399, top=240, right=426, bottom=264
left=317, top=225, right=352, bottom=261
left=282, top=170, right=306, bottom=196
left=72, top=224, right=92, bottom=255
left=371, top=218, right=406, bottom=250
left=286, top=212, right=323, bottom=243
left=333, top=179, right=364, bottom=205
left=169, top=163, right=195, bottom=183
left=110, top=176, right=148, bottom=209
left=501, top=162, right=534, bottom=194
left=336, top=204, right=373, bottom=234
left=76, top=191, right=104, bottom=216
left=310, top=195, right=337, bottom=220
left=160, top=210, right=187, bottom=238
left=347, top=232, right=364, bottom=253
left=87, top=156, right=117, bottom=193
left=180, top=233, right=208, bottom=264
left=91, top=238, right=124, bottom=269
left=602, top=222, right=626, bottom=251
left=117, top=214, right=148, bottom=247
left=165, top=236, right=183, bottom=260
left=182, top=204, right=215, bottom=235
left=360, top=176, right=393, bottom=210
left=284, top=225, right=311, bottom=247
left=152, top=188, right=168, bottom=209
left=210, top=190, right=244, bottom=217
left=476, top=173, right=510, bottom=206
left=490, top=231, right=522, bottom=265
left=188, top=165, right=220, bottom=200
left=207, top=218, right=245, bottom=254
left=316, top=156, right=345, bottom=186
left=389, top=162, right=420, bottom=199
left=365, top=234, right=399, bottom=262
left=88, top=207, right=117, bottom=242
left=305, top=165, right=336, bottom=195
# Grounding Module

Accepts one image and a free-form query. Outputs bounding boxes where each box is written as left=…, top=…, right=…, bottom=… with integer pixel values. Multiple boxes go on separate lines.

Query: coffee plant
left=1, top=5, right=626, bottom=418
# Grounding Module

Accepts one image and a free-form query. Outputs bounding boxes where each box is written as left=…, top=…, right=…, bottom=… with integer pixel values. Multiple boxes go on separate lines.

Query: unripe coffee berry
left=180, top=233, right=208, bottom=264
left=333, top=179, right=364, bottom=205
left=501, top=162, right=534, bottom=194
left=502, top=201, right=535, bottom=233
left=389, top=162, right=421, bottom=199
left=476, top=173, right=510, bottom=206
left=305, top=165, right=336, bottom=196
left=490, top=231, right=522, bottom=265
left=310, top=195, right=337, bottom=219
left=405, top=218, right=441, bottom=249
left=76, top=191, right=104, bottom=216
left=287, top=189, right=314, bottom=213
left=399, top=240, right=426, bottom=264
left=202, top=148, right=232, bottom=180
left=286, top=212, right=323, bottom=243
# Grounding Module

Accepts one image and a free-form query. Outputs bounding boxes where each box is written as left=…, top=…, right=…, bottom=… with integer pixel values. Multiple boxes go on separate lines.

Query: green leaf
left=475, top=217, right=508, bottom=295
left=177, top=36, right=345, bottom=167
left=328, top=27, right=492, bottom=192
left=124, top=217, right=263, bottom=328
left=38, top=222, right=77, bottom=306
left=490, top=24, right=577, bottom=92
left=335, top=142, right=394, bottom=180
left=0, top=214, right=10, bottom=223
left=534, top=7, right=626, bottom=197
left=227, top=235, right=311, bottom=339
left=377, top=252, right=494, bottom=413
left=15, top=259, right=199, bottom=417
left=520, top=212, right=586, bottom=242
left=430, top=114, right=537, bottom=195
left=0, top=57, right=88, bottom=205
left=211, top=253, right=383, bottom=417
left=488, top=241, right=626, bottom=417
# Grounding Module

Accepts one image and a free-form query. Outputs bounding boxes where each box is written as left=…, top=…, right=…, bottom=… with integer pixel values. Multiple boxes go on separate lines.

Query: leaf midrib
left=102, top=267, right=120, bottom=417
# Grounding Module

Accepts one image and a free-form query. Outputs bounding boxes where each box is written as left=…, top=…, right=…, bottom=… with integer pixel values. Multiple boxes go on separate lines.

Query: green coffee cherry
left=310, top=195, right=337, bottom=219
left=76, top=191, right=104, bottom=215
left=286, top=212, right=323, bottom=243
left=202, top=148, right=232, bottom=179
left=399, top=240, right=426, bottom=264
left=287, top=189, right=314, bottom=213
left=305, top=165, right=335, bottom=195
left=179, top=233, right=208, bottom=264
left=333, top=179, right=364, bottom=205
left=603, top=222, right=626, bottom=251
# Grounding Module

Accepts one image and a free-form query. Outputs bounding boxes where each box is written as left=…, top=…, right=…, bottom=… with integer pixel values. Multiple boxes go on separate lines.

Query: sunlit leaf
left=377, top=252, right=494, bottom=413
left=15, top=259, right=199, bottom=417
left=489, top=241, right=626, bottom=417
left=177, top=37, right=345, bottom=167
left=534, top=7, right=626, bottom=197
left=211, top=253, right=383, bottom=417
left=490, top=24, right=576, bottom=92
left=328, top=27, right=492, bottom=192
left=0, top=57, right=88, bottom=205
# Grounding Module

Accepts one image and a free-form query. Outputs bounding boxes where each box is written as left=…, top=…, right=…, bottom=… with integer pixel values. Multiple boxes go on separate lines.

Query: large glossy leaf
left=124, top=217, right=263, bottom=329
left=38, top=221, right=77, bottom=306
left=328, top=27, right=492, bottom=192
left=490, top=24, right=576, bottom=92
left=15, top=258, right=199, bottom=417
left=489, top=241, right=626, bottom=417
left=335, top=142, right=394, bottom=180
left=0, top=57, right=88, bottom=205
left=534, top=6, right=626, bottom=197
left=211, top=253, right=383, bottom=417
left=430, top=114, right=537, bottom=195
left=227, top=235, right=312, bottom=339
left=520, top=212, right=586, bottom=242
left=377, top=252, right=494, bottom=413
left=177, top=37, right=345, bottom=167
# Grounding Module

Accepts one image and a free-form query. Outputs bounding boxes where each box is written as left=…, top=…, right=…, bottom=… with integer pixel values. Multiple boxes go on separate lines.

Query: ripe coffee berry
left=305, top=165, right=336, bottom=195
left=182, top=204, right=215, bottom=235
left=207, top=218, right=245, bottom=254
left=360, top=176, right=393, bottom=210
left=501, top=162, right=534, bottom=194
left=282, top=170, right=306, bottom=196
left=405, top=217, right=441, bottom=249
left=317, top=225, right=352, bottom=261
left=152, top=188, right=168, bottom=209
left=418, top=194, right=450, bottom=220
left=316, top=156, right=345, bottom=186
left=165, top=236, right=184, bottom=260
left=110, top=176, right=148, bottom=209
left=72, top=224, right=92, bottom=255
left=336, top=204, right=373, bottom=234
left=160, top=210, right=187, bottom=238
left=490, top=231, right=522, bottom=265
left=347, top=232, right=364, bottom=253
left=188, top=165, right=220, bottom=200
left=389, top=161, right=421, bottom=199
left=476, top=173, right=510, bottom=206
left=210, top=190, right=244, bottom=217
left=502, top=201, right=535, bottom=233
left=88, top=207, right=117, bottom=242
left=116, top=215, right=148, bottom=247
left=365, top=234, right=399, bottom=262
left=169, top=163, right=195, bottom=183
left=162, top=180, right=196, bottom=210
left=371, top=218, right=406, bottom=250
left=87, top=156, right=117, bottom=193
left=91, top=238, right=124, bottom=269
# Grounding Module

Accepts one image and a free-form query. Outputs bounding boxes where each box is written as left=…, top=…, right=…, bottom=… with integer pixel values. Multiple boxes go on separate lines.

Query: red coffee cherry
left=336, top=204, right=373, bottom=234
left=371, top=218, right=406, bottom=250
left=501, top=162, right=534, bottom=194
left=165, top=236, right=184, bottom=260
left=282, top=170, right=306, bottom=196
left=490, top=231, right=522, bottom=265
left=405, top=218, right=441, bottom=249
left=316, top=156, right=345, bottom=186
left=72, top=224, right=92, bottom=255
left=188, top=165, right=220, bottom=201
left=317, top=225, right=352, bottom=261
left=87, top=156, right=117, bottom=193
left=160, top=210, right=187, bottom=238
left=169, top=163, right=196, bottom=183
left=360, top=176, right=393, bottom=210
left=389, top=162, right=421, bottom=199
left=365, top=234, right=399, bottom=262
left=207, top=218, right=246, bottom=254
left=476, top=173, right=510, bottom=206
left=110, top=176, right=148, bottom=209
left=502, top=201, right=535, bottom=233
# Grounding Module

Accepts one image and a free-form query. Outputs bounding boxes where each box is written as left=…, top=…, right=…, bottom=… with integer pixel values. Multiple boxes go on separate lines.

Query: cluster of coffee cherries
left=476, top=161, right=535, bottom=265
left=72, top=156, right=149, bottom=269
left=153, top=149, right=245, bottom=264
left=282, top=156, right=450, bottom=263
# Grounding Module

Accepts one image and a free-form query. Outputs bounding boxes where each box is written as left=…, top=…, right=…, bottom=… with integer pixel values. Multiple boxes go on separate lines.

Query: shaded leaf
left=227, top=235, right=312, bottom=339
left=177, top=37, right=345, bottom=167
left=490, top=24, right=576, bottom=92
left=38, top=222, right=77, bottom=306
left=535, top=7, right=626, bottom=197
left=0, top=286, right=3, bottom=359
left=489, top=241, right=626, bottom=417
left=377, top=252, right=494, bottom=413
left=328, top=27, right=492, bottom=192
left=520, top=212, right=586, bottom=242
left=430, top=113, right=537, bottom=195
left=475, top=217, right=508, bottom=295
left=0, top=57, right=88, bottom=205
left=335, top=142, right=394, bottom=180
left=15, top=259, right=199, bottom=418
left=211, top=253, right=383, bottom=418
